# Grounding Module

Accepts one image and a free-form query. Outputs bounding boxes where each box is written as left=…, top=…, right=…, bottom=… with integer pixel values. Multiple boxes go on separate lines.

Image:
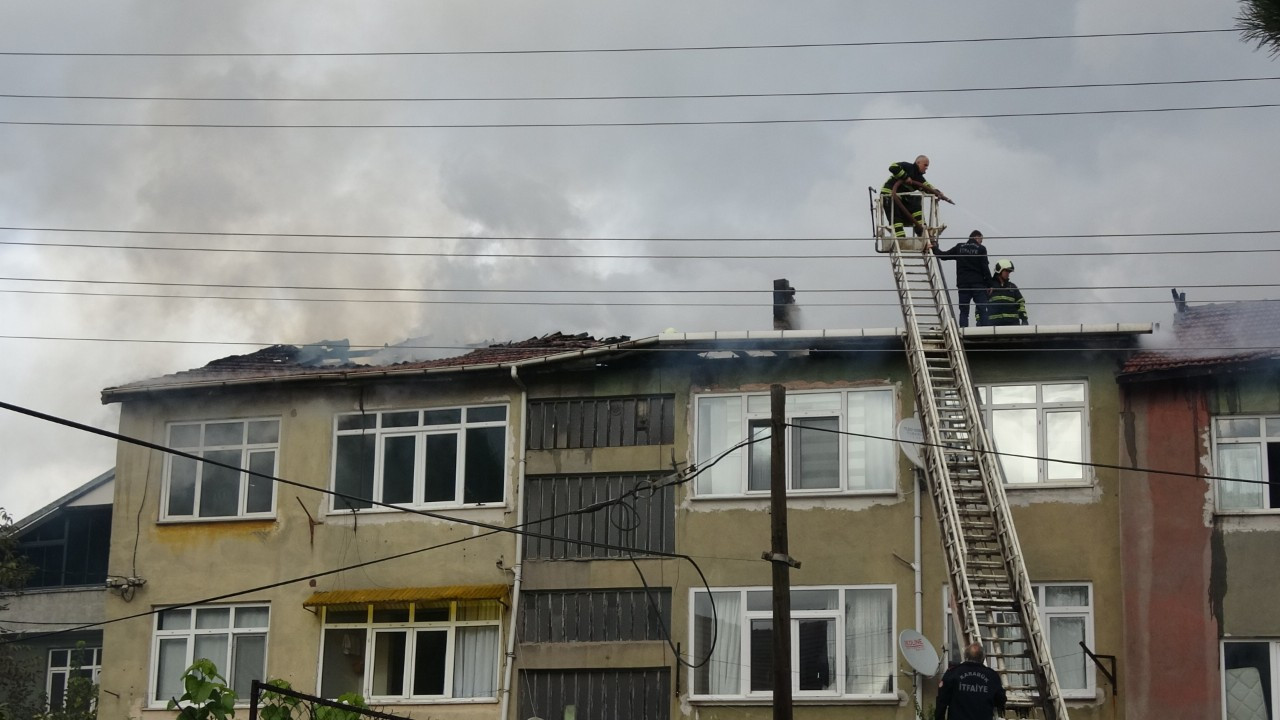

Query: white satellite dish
left=897, top=417, right=925, bottom=470
left=899, top=629, right=942, bottom=676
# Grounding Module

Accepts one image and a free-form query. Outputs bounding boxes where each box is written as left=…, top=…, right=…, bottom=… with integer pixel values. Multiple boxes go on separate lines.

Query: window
left=1223, top=640, right=1280, bottom=720
left=163, top=419, right=280, bottom=520
left=943, top=583, right=1094, bottom=698
left=18, top=506, right=111, bottom=587
left=978, top=382, right=1088, bottom=485
left=695, top=389, right=896, bottom=496
left=331, top=406, right=508, bottom=511
left=691, top=586, right=895, bottom=700
left=1213, top=416, right=1280, bottom=511
left=48, top=646, right=101, bottom=710
left=319, top=600, right=502, bottom=702
left=151, top=604, right=268, bottom=706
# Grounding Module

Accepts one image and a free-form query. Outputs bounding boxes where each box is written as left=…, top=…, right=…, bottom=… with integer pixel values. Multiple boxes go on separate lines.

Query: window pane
left=246, top=451, right=275, bottom=514
left=791, top=590, right=838, bottom=611
left=1044, top=586, right=1089, bottom=607
left=372, top=632, right=408, bottom=696
left=747, top=420, right=771, bottom=492
left=326, top=609, right=367, bottom=624
left=194, top=634, right=229, bottom=670
left=195, top=607, right=230, bottom=629
left=1049, top=616, right=1087, bottom=690
left=205, top=422, right=244, bottom=447
left=1043, top=383, right=1085, bottom=403
left=424, top=409, right=462, bottom=426
left=247, top=420, right=279, bottom=445
left=335, top=434, right=376, bottom=510
left=456, top=601, right=502, bottom=622
left=694, top=592, right=741, bottom=695
left=337, top=414, right=376, bottom=432
left=373, top=608, right=410, bottom=623
left=991, top=385, right=1036, bottom=405
left=158, top=608, right=191, bottom=630
left=424, top=434, right=459, bottom=503
left=321, top=629, right=366, bottom=698
left=412, top=630, right=447, bottom=696
left=49, top=671, right=67, bottom=709
left=231, top=634, right=266, bottom=696
left=235, top=606, right=270, bottom=629
left=746, top=395, right=770, bottom=415
left=992, top=409, right=1038, bottom=483
left=797, top=619, right=836, bottom=691
left=382, top=436, right=417, bottom=505
left=382, top=411, right=419, bottom=428
left=463, top=427, right=505, bottom=503
left=169, top=424, right=201, bottom=448
left=746, top=590, right=772, bottom=613
left=846, top=588, right=894, bottom=695
left=200, top=449, right=243, bottom=517
left=1218, top=444, right=1264, bottom=510
left=1267, top=418, right=1280, bottom=438
left=848, top=390, right=895, bottom=491
left=168, top=456, right=198, bottom=516
left=467, top=406, right=507, bottom=423
left=696, top=396, right=742, bottom=495
left=1224, top=641, right=1273, bottom=720
left=792, top=417, right=840, bottom=490
left=454, top=626, right=499, bottom=698
left=1045, top=411, right=1084, bottom=481
left=788, top=392, right=840, bottom=414
left=749, top=619, right=774, bottom=692
left=155, top=637, right=187, bottom=701
left=1218, top=418, right=1262, bottom=439
left=51, top=649, right=68, bottom=667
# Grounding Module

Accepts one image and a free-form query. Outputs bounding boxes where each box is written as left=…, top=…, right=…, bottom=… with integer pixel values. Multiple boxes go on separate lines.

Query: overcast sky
left=1, top=0, right=1275, bottom=520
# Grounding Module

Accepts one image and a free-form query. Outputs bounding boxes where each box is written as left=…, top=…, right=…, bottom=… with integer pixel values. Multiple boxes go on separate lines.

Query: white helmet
left=994, top=259, right=1015, bottom=273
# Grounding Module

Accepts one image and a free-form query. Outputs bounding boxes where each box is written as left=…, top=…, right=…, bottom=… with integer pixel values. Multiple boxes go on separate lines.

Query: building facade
left=96, top=325, right=1146, bottom=719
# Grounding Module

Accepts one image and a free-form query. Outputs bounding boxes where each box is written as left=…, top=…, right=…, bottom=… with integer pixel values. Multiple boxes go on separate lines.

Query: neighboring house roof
left=1120, top=300, right=1280, bottom=380
left=14, top=468, right=114, bottom=534
left=102, top=324, right=1154, bottom=402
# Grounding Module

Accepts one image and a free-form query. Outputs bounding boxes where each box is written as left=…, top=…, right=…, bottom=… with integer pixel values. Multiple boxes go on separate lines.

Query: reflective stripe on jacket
left=986, top=278, right=1027, bottom=322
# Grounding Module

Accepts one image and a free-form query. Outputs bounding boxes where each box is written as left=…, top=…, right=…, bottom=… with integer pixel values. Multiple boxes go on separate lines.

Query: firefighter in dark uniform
left=933, top=230, right=990, bottom=327
left=986, top=259, right=1029, bottom=326
left=881, top=155, right=953, bottom=237
left=936, top=643, right=1007, bottom=719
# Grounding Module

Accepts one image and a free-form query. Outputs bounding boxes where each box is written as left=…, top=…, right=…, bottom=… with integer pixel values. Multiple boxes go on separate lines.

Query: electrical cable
left=3, top=75, right=1275, bottom=103
left=1, top=101, right=1275, bottom=128
left=0, top=28, right=1235, bottom=57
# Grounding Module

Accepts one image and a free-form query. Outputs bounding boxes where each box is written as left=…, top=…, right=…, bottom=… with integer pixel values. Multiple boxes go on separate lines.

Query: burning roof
left=1121, top=300, right=1280, bottom=379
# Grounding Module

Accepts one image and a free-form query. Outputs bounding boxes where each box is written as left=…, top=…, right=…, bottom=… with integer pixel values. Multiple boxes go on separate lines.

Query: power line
left=2, top=102, right=1276, bottom=128
left=1, top=225, right=1277, bottom=243
left=4, top=75, right=1275, bottom=103
left=3, top=239, right=1280, bottom=261
left=0, top=28, right=1235, bottom=58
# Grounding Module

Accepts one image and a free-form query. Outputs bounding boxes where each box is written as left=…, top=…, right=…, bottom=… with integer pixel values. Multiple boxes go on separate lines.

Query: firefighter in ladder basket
left=881, top=155, right=954, bottom=237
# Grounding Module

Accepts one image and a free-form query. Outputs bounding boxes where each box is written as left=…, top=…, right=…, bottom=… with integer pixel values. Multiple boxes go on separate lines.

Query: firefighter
left=933, top=230, right=990, bottom=327
left=881, top=155, right=953, bottom=237
left=986, top=259, right=1028, bottom=326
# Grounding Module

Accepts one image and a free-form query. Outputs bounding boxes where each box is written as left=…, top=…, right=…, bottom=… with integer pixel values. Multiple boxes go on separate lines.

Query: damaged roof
left=101, top=332, right=631, bottom=401
left=1121, top=300, right=1280, bottom=379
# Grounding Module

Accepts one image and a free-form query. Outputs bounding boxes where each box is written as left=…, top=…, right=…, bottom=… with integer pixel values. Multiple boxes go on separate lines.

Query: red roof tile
left=1121, top=300, right=1280, bottom=376
left=103, top=332, right=629, bottom=397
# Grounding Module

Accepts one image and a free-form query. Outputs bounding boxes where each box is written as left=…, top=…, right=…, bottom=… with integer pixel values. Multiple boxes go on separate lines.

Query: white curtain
left=696, top=397, right=743, bottom=495
left=848, top=391, right=895, bottom=490
left=845, top=589, right=893, bottom=695
left=452, top=626, right=499, bottom=698
left=1218, top=444, right=1263, bottom=510
left=1048, top=616, right=1086, bottom=690
left=694, top=591, right=742, bottom=695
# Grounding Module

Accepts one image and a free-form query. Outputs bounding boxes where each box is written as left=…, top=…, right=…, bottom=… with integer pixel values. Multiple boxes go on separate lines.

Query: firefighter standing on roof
left=933, top=230, right=990, bottom=327
left=881, top=155, right=953, bottom=237
left=986, top=259, right=1028, bottom=326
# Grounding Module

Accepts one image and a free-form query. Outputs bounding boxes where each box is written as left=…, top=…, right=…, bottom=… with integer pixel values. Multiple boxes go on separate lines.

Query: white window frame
left=693, top=387, right=898, bottom=497
left=330, top=405, right=509, bottom=513
left=1222, top=639, right=1280, bottom=720
left=161, top=418, right=281, bottom=521
left=1211, top=415, right=1280, bottom=513
left=47, top=646, right=101, bottom=710
left=942, top=583, right=1095, bottom=699
left=317, top=601, right=502, bottom=703
left=977, top=381, right=1091, bottom=486
left=149, top=603, right=270, bottom=709
left=688, top=585, right=897, bottom=701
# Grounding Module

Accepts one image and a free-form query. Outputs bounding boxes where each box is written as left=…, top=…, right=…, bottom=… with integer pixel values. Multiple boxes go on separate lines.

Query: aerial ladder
left=870, top=189, right=1069, bottom=720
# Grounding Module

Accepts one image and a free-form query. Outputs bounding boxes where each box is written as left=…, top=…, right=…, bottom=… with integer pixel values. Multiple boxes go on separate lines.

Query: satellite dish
left=899, top=629, right=942, bottom=676
left=897, top=417, right=925, bottom=470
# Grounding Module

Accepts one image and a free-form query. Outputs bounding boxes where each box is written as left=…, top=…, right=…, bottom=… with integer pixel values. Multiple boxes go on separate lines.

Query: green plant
left=166, top=659, right=236, bottom=720
left=258, top=679, right=370, bottom=720
left=313, top=692, right=369, bottom=720
left=32, top=643, right=98, bottom=720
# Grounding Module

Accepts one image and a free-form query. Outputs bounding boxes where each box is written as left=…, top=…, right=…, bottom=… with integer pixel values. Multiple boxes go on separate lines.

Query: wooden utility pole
left=764, top=384, right=798, bottom=720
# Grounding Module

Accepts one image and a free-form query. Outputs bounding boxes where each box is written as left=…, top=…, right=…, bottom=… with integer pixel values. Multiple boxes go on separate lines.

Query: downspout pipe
left=499, top=365, right=528, bottom=720
left=914, top=467, right=924, bottom=712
